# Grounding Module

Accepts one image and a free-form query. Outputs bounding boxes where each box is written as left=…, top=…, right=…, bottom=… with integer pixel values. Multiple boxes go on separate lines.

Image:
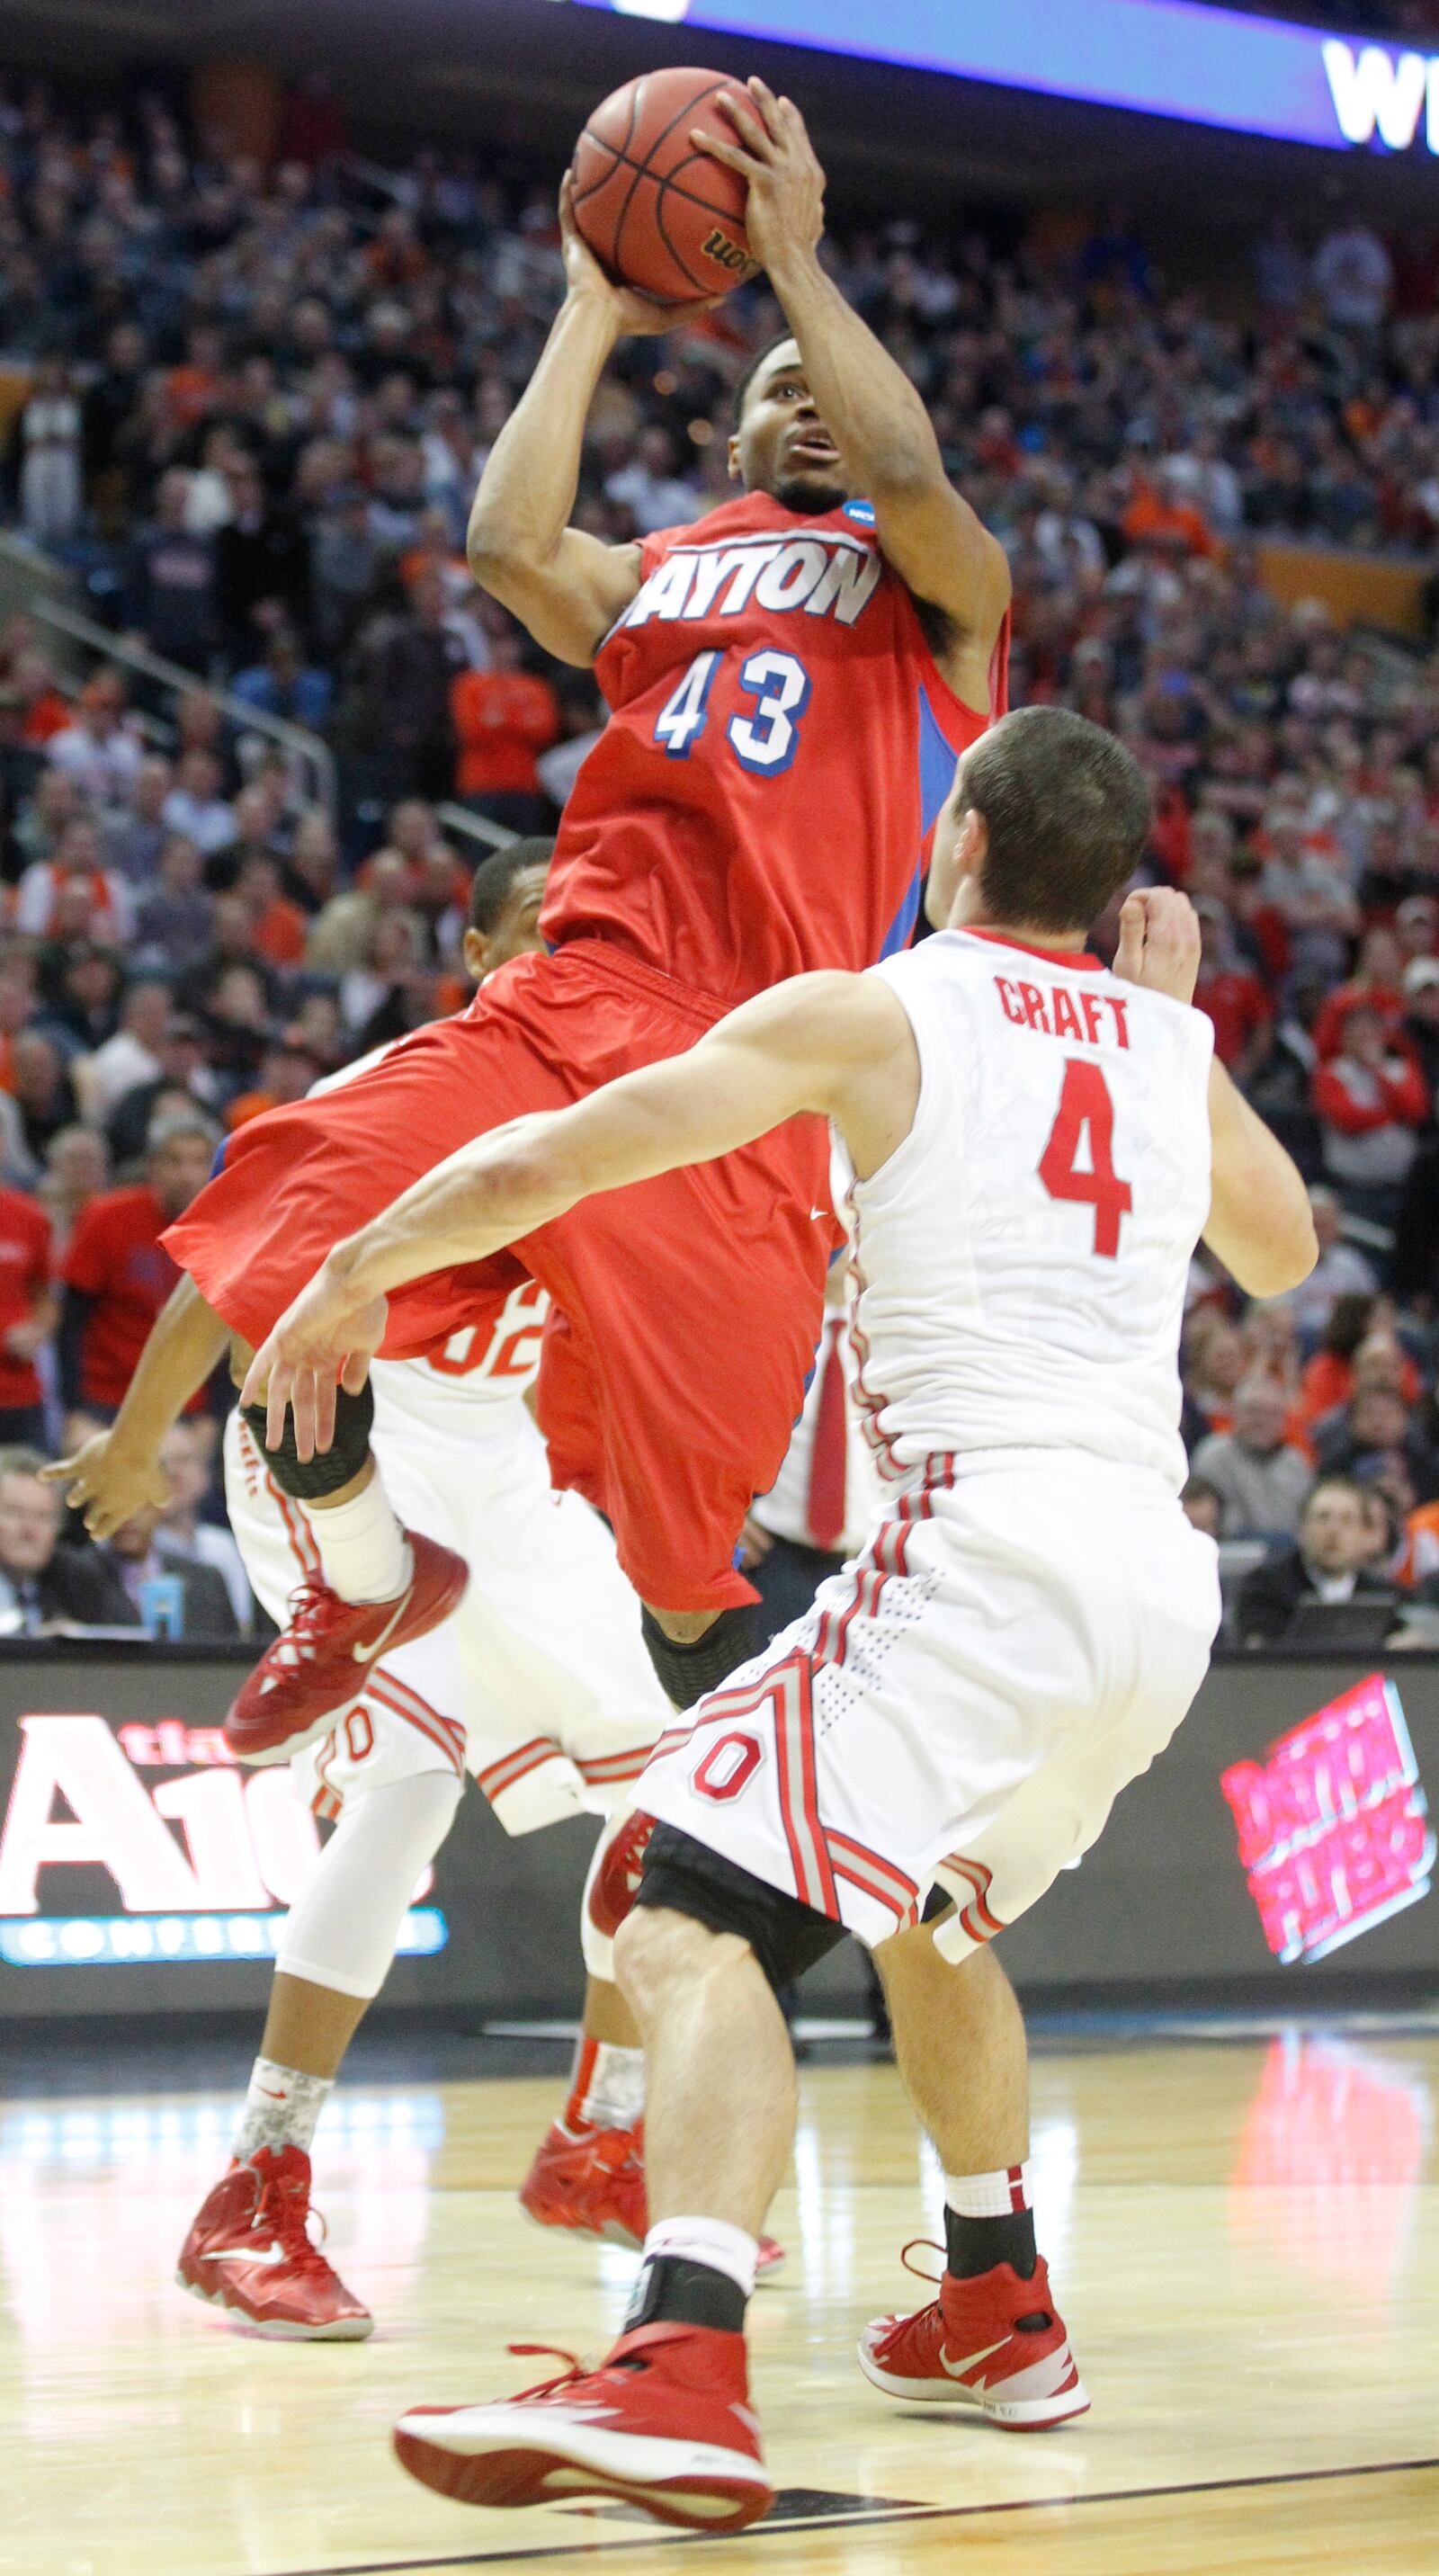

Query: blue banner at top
left=557, top=0, right=1439, bottom=159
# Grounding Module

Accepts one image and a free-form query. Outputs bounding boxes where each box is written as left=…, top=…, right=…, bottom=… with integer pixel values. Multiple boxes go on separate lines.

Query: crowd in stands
left=0, top=77, right=1434, bottom=1641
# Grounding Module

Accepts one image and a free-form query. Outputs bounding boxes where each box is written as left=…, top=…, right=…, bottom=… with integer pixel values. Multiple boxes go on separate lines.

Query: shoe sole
left=226, top=1557, right=469, bottom=1767
left=856, top=2337, right=1089, bottom=2429
left=176, top=2267, right=374, bottom=2340
left=393, top=2419, right=771, bottom=2530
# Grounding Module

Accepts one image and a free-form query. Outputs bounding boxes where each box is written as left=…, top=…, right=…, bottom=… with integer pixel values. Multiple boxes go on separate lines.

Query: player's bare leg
left=858, top=1926, right=1088, bottom=2427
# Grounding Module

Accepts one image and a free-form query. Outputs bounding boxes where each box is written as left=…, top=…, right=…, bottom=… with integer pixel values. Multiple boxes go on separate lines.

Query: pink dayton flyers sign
left=1221, top=1673, right=1435, bottom=1965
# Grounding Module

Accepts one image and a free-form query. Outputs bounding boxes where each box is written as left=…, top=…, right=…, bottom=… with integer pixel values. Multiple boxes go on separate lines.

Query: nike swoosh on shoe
left=351, top=1588, right=413, bottom=1662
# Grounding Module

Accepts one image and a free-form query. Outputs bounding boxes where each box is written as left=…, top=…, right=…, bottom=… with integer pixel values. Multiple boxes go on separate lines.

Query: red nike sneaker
left=857, top=2244, right=1088, bottom=2429
left=176, top=2144, right=372, bottom=2340
left=393, top=2321, right=772, bottom=2529
left=225, top=1532, right=468, bottom=1764
left=588, top=1809, right=656, bottom=1937
left=519, top=2118, right=787, bottom=2279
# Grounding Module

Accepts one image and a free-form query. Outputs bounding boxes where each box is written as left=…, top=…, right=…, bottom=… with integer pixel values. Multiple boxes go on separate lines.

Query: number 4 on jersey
left=1038, top=1060, right=1132, bottom=1258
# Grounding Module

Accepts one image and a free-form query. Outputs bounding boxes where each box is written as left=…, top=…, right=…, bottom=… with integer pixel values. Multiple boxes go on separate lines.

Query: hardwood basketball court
left=5, top=2023, right=1435, bottom=2576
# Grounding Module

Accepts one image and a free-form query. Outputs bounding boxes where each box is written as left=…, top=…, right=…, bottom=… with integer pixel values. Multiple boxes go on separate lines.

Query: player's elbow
left=1229, top=1208, right=1319, bottom=1301
left=466, top=504, right=533, bottom=592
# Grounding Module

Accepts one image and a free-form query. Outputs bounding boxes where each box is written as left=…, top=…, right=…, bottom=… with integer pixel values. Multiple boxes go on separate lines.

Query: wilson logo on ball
left=702, top=228, right=756, bottom=277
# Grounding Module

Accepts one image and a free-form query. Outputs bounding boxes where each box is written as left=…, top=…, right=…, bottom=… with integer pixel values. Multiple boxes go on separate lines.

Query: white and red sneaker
left=519, top=2117, right=786, bottom=2279
left=858, top=2244, right=1088, bottom=2429
left=176, top=2144, right=372, bottom=2340
left=393, top=2321, right=772, bottom=2529
left=225, top=1532, right=468, bottom=1764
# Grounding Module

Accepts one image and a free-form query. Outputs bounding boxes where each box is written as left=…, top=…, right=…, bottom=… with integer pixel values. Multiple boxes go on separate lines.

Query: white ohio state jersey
left=846, top=927, right=1214, bottom=1494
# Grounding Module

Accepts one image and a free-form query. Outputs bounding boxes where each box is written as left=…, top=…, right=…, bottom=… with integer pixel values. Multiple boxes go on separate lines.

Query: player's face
left=730, top=344, right=849, bottom=514
left=462, top=863, right=550, bottom=984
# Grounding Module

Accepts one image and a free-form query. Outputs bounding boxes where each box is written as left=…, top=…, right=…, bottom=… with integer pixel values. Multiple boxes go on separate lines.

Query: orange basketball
left=570, top=67, right=762, bottom=307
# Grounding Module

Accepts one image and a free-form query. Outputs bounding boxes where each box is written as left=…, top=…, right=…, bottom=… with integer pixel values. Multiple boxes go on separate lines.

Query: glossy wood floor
left=4, top=2024, right=1437, bottom=2576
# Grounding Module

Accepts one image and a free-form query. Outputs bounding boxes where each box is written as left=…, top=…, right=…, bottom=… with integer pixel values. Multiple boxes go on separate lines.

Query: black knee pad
left=639, top=1602, right=761, bottom=1710
left=241, top=1376, right=375, bottom=1501
left=634, top=1820, right=848, bottom=1995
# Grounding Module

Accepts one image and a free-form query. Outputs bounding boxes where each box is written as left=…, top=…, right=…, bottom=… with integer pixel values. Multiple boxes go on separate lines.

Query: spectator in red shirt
left=1313, top=1005, right=1429, bottom=1221
left=1193, top=899, right=1273, bottom=1083
left=59, top=1107, right=217, bottom=1434
left=0, top=1183, right=55, bottom=1445
left=451, top=627, right=559, bottom=832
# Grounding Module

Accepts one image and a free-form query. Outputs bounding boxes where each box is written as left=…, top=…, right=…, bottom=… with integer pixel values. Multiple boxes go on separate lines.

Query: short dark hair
left=467, top=837, right=554, bottom=935
left=733, top=333, right=800, bottom=425
left=957, top=707, right=1153, bottom=936
left=1302, top=1472, right=1368, bottom=1518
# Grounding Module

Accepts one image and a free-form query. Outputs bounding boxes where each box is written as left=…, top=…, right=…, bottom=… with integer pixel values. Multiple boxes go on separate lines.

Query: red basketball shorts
left=165, top=942, right=834, bottom=1614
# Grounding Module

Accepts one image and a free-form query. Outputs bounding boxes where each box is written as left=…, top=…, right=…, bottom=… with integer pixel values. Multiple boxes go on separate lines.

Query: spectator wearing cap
left=1313, top=1005, right=1428, bottom=1220
left=1190, top=1377, right=1315, bottom=1538
left=75, top=979, right=175, bottom=1124
left=58, top=1107, right=218, bottom=1432
left=45, top=675, right=144, bottom=808
left=0, top=1181, right=55, bottom=1445
left=14, top=816, right=132, bottom=945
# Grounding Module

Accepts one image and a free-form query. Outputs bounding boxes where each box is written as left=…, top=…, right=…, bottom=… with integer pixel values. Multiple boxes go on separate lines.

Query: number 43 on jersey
left=655, top=648, right=811, bottom=774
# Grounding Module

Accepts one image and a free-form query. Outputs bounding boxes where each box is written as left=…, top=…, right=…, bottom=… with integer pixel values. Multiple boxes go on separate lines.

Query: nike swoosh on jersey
left=351, top=1588, right=412, bottom=1662
left=938, top=2334, right=1011, bottom=2380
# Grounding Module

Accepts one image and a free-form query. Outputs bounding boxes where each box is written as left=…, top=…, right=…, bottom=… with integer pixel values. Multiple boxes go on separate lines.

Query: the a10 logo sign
left=0, top=1713, right=324, bottom=1920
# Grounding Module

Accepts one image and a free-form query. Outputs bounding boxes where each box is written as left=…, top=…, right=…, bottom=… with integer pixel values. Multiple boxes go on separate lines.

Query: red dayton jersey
left=541, top=490, right=1007, bottom=1006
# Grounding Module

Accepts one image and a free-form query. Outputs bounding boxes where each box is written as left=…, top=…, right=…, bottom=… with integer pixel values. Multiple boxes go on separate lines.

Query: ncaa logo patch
left=844, top=500, right=876, bottom=526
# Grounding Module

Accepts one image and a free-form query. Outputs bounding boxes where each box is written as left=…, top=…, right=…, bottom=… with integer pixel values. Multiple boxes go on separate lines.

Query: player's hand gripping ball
left=569, top=66, right=763, bottom=306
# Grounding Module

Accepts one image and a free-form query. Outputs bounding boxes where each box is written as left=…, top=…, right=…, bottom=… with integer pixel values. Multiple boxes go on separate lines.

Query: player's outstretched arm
left=41, top=1273, right=229, bottom=1539
left=698, top=79, right=1010, bottom=708
left=468, top=175, right=712, bottom=665
left=240, top=974, right=917, bottom=1454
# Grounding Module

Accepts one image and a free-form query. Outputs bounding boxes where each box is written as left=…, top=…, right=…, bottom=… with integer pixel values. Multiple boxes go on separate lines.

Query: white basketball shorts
left=638, top=1452, right=1220, bottom=1957
left=223, top=1396, right=667, bottom=1832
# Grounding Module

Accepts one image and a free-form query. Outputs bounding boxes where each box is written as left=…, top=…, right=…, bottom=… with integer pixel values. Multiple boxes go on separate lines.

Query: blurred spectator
left=18, top=359, right=83, bottom=546
left=11, top=1030, right=76, bottom=1168
left=39, top=1124, right=109, bottom=1255
left=1193, top=901, right=1272, bottom=1082
left=14, top=815, right=131, bottom=944
left=123, top=468, right=218, bottom=667
left=1402, top=954, right=1439, bottom=1097
left=58, top=1107, right=217, bottom=1429
left=161, top=748, right=235, bottom=862
left=604, top=424, right=702, bottom=533
left=155, top=1420, right=252, bottom=1629
left=1312, top=213, right=1392, bottom=331
left=451, top=629, right=559, bottom=830
left=232, top=625, right=333, bottom=729
left=356, top=569, right=469, bottom=801
left=1313, top=1382, right=1439, bottom=1498
left=1190, top=1376, right=1314, bottom=1537
left=46, top=674, right=144, bottom=806
left=1312, top=1006, right=1428, bottom=1215
left=0, top=1181, right=54, bottom=1445
left=106, top=756, right=175, bottom=886
left=1180, top=1473, right=1223, bottom=1539
left=213, top=461, right=308, bottom=661
left=75, top=979, right=174, bottom=1124
left=1280, top=1187, right=1377, bottom=1335
left=133, top=836, right=215, bottom=970
left=0, top=1447, right=138, bottom=1631
left=103, top=1500, right=238, bottom=1636
left=1236, top=1475, right=1396, bottom=1646
left=106, top=1014, right=219, bottom=1167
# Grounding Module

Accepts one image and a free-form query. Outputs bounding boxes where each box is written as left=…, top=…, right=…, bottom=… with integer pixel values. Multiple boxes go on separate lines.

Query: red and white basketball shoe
left=176, top=2144, right=372, bottom=2339
left=858, top=2245, right=1088, bottom=2429
left=393, top=2321, right=772, bottom=2529
left=225, top=1532, right=468, bottom=1764
left=519, top=2118, right=786, bottom=2278
left=587, top=1809, right=657, bottom=1937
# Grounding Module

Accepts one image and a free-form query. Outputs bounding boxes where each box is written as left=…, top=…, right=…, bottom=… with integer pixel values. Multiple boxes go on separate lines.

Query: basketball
left=570, top=67, right=762, bottom=306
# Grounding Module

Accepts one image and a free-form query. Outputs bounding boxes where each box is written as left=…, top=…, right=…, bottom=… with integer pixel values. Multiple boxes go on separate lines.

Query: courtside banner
left=1, top=1647, right=1435, bottom=2013
left=557, top=0, right=1439, bottom=159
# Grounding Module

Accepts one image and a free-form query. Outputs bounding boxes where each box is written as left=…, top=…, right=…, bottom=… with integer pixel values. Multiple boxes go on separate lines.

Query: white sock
left=307, top=1473, right=412, bottom=1604
left=234, top=2057, right=333, bottom=2160
left=641, top=2214, right=758, bottom=2299
left=944, top=2160, right=1032, bottom=2219
left=566, top=2035, right=646, bottom=2132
